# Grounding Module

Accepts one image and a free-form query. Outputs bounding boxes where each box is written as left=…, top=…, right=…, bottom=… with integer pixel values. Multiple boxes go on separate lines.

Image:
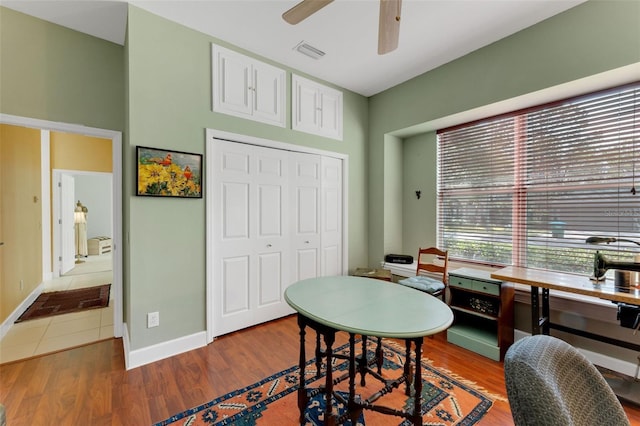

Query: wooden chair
left=398, top=247, right=449, bottom=301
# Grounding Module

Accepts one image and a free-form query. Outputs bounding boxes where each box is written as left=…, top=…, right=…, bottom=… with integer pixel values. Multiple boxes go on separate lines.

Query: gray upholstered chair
left=504, top=335, right=630, bottom=426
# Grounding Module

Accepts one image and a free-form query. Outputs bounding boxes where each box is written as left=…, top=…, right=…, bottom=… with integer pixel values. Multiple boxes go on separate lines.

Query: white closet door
left=60, top=174, right=76, bottom=275
left=321, top=156, right=343, bottom=276
left=290, top=152, right=321, bottom=282
left=211, top=140, right=290, bottom=337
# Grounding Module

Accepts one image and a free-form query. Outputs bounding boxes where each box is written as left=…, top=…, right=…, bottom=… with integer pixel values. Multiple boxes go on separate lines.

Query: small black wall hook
left=415, top=190, right=421, bottom=199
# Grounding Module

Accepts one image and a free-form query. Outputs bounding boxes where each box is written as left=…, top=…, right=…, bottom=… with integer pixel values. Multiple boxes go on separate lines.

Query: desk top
left=285, top=276, right=453, bottom=338
left=491, top=266, right=640, bottom=305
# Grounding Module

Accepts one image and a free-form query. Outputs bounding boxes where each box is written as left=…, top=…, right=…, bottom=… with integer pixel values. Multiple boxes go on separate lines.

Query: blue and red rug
left=154, top=339, right=498, bottom=425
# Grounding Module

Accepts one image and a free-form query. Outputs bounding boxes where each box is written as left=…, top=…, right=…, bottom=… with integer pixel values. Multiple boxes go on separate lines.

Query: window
left=438, top=83, right=639, bottom=276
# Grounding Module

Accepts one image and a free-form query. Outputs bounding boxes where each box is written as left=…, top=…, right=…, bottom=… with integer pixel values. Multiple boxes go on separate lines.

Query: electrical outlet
left=147, top=311, right=160, bottom=328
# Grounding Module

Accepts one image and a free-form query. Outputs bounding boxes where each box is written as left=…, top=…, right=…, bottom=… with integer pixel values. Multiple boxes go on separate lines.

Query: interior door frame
left=55, top=172, right=76, bottom=275
left=0, top=113, right=123, bottom=339
left=205, top=128, right=349, bottom=344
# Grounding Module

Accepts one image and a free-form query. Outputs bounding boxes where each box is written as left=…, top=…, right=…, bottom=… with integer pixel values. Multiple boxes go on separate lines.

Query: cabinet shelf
left=450, top=305, right=498, bottom=321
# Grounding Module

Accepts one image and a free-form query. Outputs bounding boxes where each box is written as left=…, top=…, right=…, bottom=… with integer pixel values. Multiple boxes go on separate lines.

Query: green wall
left=368, top=0, right=640, bottom=265
left=402, top=132, right=438, bottom=256
left=125, top=6, right=369, bottom=349
left=0, top=7, right=124, bottom=131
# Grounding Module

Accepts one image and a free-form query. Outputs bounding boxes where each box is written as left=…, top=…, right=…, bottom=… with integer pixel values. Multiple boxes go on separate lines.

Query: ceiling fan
left=282, top=0, right=402, bottom=55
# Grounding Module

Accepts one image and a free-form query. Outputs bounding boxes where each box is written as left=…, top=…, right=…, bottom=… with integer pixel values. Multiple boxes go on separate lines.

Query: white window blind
left=437, top=83, right=639, bottom=275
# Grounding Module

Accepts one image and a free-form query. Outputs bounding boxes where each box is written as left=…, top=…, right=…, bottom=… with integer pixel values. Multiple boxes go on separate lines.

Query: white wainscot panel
left=223, top=182, right=249, bottom=239
left=222, top=151, right=250, bottom=174
left=223, top=256, right=250, bottom=314
left=259, top=185, right=282, bottom=237
left=298, top=187, right=318, bottom=233
left=258, top=252, right=282, bottom=305
left=297, top=248, right=319, bottom=281
left=323, top=246, right=340, bottom=276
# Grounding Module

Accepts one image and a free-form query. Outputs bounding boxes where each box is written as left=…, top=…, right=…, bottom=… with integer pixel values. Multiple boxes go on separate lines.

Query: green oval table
left=285, top=275, right=453, bottom=426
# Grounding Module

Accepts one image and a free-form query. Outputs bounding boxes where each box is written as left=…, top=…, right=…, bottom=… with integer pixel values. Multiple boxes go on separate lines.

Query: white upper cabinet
left=212, top=44, right=286, bottom=128
left=292, top=74, right=343, bottom=141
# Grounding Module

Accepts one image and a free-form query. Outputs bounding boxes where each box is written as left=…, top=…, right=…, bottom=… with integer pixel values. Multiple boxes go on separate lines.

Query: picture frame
left=136, top=146, right=203, bottom=198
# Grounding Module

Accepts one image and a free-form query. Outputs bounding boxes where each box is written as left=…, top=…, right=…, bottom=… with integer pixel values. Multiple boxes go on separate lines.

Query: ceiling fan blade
left=282, top=0, right=334, bottom=25
left=378, top=0, right=402, bottom=55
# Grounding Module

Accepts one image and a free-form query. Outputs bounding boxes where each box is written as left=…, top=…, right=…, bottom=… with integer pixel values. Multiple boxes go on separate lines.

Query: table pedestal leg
left=410, top=337, right=424, bottom=426
left=347, top=333, right=363, bottom=424
left=323, top=328, right=336, bottom=426
left=296, top=315, right=339, bottom=425
left=296, top=315, right=307, bottom=423
left=359, top=335, right=368, bottom=386
left=404, top=339, right=412, bottom=396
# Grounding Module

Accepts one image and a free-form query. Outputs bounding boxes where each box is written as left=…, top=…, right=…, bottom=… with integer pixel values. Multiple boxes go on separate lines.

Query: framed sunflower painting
left=136, top=146, right=203, bottom=198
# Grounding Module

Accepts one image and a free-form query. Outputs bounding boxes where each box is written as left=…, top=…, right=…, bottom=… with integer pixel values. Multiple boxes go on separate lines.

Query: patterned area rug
left=154, top=339, right=497, bottom=426
left=16, top=284, right=111, bottom=322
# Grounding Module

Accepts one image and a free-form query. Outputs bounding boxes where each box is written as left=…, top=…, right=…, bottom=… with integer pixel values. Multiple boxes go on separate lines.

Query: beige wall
left=0, top=124, right=43, bottom=323
left=50, top=132, right=112, bottom=172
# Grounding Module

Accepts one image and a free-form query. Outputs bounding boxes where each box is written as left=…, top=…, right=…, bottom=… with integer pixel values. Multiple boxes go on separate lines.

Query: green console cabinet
left=446, top=268, right=514, bottom=361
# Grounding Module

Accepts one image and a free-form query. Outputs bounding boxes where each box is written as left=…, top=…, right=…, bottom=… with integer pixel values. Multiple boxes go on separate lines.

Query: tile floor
left=0, top=254, right=114, bottom=364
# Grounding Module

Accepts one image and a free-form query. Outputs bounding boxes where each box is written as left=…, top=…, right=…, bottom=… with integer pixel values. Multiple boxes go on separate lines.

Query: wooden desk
left=491, top=266, right=640, bottom=351
left=285, top=276, right=453, bottom=426
left=352, top=267, right=392, bottom=281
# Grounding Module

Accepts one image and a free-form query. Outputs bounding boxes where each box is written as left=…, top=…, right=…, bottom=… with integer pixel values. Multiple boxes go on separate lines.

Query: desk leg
left=530, top=286, right=551, bottom=335
left=531, top=286, right=540, bottom=335
left=542, top=288, right=550, bottom=335
left=296, top=315, right=307, bottom=423
left=410, top=337, right=424, bottom=426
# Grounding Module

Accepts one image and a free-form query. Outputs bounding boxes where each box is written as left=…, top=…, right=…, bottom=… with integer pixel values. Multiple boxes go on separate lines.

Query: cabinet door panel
left=319, top=90, right=343, bottom=140
left=253, top=63, right=286, bottom=127
left=292, top=74, right=343, bottom=140
left=213, top=46, right=252, bottom=116
left=212, top=44, right=285, bottom=127
left=293, top=80, right=320, bottom=133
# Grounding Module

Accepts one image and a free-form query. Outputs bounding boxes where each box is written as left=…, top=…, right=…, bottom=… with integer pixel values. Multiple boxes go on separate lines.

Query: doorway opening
left=0, top=114, right=122, bottom=364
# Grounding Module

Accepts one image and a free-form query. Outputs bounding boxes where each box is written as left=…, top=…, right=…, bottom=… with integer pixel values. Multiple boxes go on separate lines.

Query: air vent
left=293, top=41, right=325, bottom=60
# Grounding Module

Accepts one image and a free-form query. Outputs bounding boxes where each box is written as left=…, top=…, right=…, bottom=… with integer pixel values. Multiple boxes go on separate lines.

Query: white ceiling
left=2, top=0, right=587, bottom=97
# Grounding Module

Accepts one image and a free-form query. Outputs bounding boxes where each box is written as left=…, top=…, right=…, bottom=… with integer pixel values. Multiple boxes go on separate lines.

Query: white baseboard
left=514, top=329, right=638, bottom=377
left=122, top=323, right=208, bottom=370
left=0, top=283, right=44, bottom=340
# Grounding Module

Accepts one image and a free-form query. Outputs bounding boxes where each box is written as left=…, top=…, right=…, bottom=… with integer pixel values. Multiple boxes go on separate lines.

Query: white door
left=321, top=156, right=343, bottom=276
left=290, top=152, right=321, bottom=282
left=211, top=140, right=291, bottom=336
left=251, top=61, right=286, bottom=126
left=60, top=174, right=76, bottom=275
left=213, top=45, right=252, bottom=117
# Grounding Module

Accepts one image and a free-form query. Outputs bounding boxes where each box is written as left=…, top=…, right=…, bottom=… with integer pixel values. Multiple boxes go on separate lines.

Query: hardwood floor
left=1, top=314, right=639, bottom=425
